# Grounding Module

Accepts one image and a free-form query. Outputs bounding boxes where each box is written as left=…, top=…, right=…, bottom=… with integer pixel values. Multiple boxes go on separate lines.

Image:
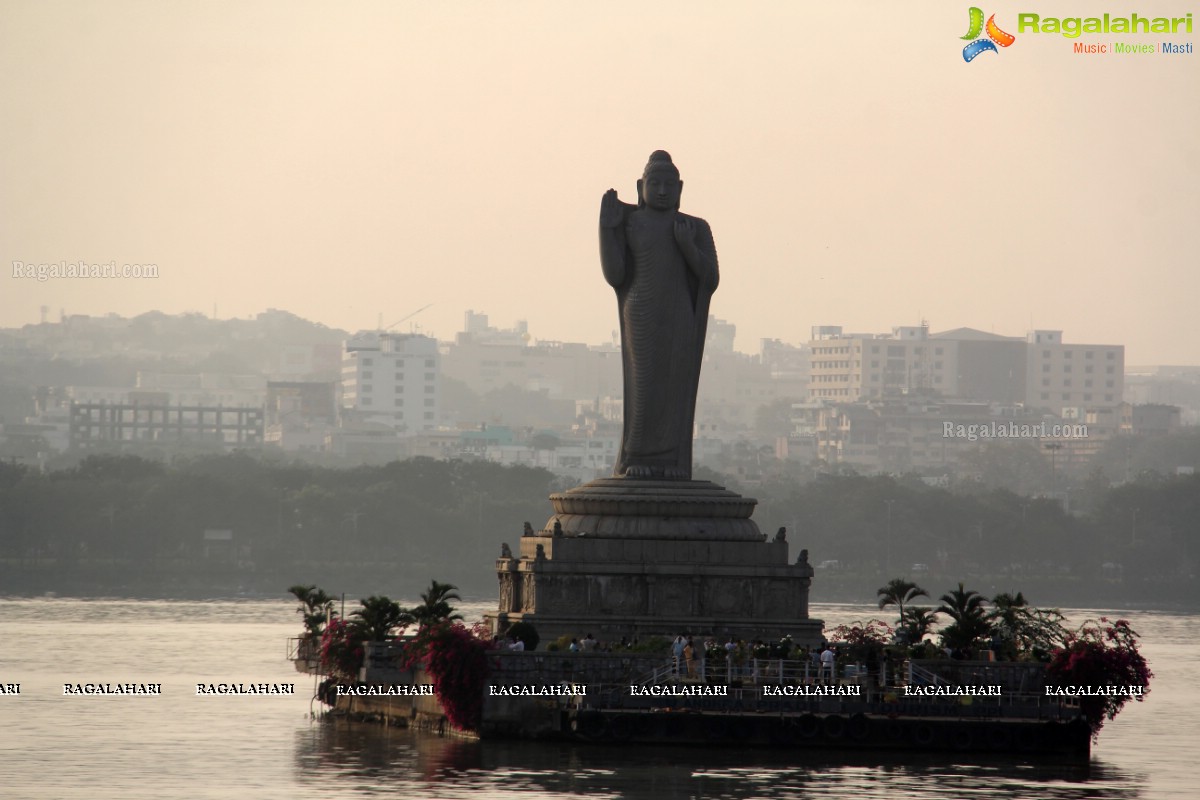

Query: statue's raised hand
left=600, top=189, right=623, bottom=229
left=673, top=217, right=699, bottom=255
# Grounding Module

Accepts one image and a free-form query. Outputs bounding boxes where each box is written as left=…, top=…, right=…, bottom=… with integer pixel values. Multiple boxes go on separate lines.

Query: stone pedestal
left=488, top=479, right=822, bottom=646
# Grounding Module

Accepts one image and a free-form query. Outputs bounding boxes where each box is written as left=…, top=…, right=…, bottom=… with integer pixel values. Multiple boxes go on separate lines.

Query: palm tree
left=989, top=591, right=1028, bottom=633
left=877, top=578, right=928, bottom=623
left=411, top=580, right=464, bottom=628
left=936, top=583, right=991, bottom=651
left=349, top=595, right=413, bottom=642
left=288, top=584, right=336, bottom=637
left=288, top=583, right=316, bottom=608
left=899, top=607, right=940, bottom=643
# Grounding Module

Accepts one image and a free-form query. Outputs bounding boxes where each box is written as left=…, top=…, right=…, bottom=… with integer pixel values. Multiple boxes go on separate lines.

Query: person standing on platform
left=820, top=644, right=836, bottom=683
left=672, top=634, right=686, bottom=675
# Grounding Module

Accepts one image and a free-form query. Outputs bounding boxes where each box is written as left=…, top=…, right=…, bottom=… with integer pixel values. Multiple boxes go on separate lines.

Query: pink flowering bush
left=320, top=617, right=365, bottom=680
left=1045, top=617, right=1153, bottom=737
left=827, top=619, right=894, bottom=662
left=403, top=621, right=497, bottom=732
left=828, top=619, right=894, bottom=647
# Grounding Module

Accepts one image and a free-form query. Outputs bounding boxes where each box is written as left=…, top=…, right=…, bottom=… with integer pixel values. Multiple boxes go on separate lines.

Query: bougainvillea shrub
left=1045, top=617, right=1152, bottom=737
left=403, top=621, right=497, bottom=731
left=320, top=617, right=365, bottom=680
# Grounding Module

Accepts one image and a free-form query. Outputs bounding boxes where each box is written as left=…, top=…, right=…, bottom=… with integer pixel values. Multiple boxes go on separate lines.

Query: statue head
left=638, top=150, right=683, bottom=211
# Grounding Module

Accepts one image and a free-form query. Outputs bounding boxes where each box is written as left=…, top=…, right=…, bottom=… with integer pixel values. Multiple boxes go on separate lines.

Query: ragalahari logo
left=962, top=7, right=1016, bottom=61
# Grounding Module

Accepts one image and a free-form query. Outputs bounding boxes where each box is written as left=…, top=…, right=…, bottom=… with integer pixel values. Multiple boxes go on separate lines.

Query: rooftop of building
left=930, top=327, right=1024, bottom=342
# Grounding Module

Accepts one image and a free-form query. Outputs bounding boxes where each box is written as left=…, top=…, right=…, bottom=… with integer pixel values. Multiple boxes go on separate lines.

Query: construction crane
left=383, top=303, right=433, bottom=332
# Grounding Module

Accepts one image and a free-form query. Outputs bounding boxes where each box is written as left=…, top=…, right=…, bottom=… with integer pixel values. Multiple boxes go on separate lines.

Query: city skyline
left=3, top=302, right=1153, bottom=365
left=3, top=2, right=1197, bottom=365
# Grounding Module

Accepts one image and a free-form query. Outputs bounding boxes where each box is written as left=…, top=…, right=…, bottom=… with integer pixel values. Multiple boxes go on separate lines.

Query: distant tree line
left=0, top=448, right=1196, bottom=600
left=752, top=468, right=1199, bottom=587
left=0, top=453, right=561, bottom=594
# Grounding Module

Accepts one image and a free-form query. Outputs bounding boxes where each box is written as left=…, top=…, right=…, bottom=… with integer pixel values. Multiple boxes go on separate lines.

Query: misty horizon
left=1, top=304, right=1181, bottom=368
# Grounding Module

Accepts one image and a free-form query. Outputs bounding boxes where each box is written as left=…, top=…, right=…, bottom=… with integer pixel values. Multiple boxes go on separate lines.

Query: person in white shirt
left=820, top=645, right=836, bottom=683
left=672, top=635, right=686, bottom=675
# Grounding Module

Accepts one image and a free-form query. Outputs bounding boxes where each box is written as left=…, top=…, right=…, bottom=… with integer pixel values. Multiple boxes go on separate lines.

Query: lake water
left=0, top=598, right=1192, bottom=799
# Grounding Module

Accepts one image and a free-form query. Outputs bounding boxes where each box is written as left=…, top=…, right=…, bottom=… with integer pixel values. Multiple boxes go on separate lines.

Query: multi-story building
left=706, top=316, right=737, bottom=354
left=1125, top=366, right=1200, bottom=425
left=1025, top=330, right=1124, bottom=415
left=442, top=311, right=622, bottom=404
left=808, top=323, right=960, bottom=401
left=1129, top=403, right=1183, bottom=436
left=340, top=332, right=440, bottom=434
left=797, top=324, right=1129, bottom=476
left=809, top=324, right=1124, bottom=417
left=263, top=381, right=337, bottom=452
left=945, top=329, right=1027, bottom=404
left=59, top=372, right=269, bottom=452
left=760, top=338, right=811, bottom=387
left=68, top=403, right=264, bottom=450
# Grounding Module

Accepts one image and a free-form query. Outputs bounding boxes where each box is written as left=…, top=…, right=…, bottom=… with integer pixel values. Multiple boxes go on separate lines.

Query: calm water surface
left=0, top=599, right=1191, bottom=799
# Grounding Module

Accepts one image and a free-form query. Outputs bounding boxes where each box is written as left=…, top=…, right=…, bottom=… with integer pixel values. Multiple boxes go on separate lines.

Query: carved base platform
left=488, top=479, right=821, bottom=647
left=547, top=479, right=761, bottom=540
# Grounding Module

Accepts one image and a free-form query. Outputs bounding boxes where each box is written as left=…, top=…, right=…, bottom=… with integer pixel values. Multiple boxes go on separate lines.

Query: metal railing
left=287, top=637, right=325, bottom=676
left=692, top=657, right=833, bottom=686
left=287, top=636, right=319, bottom=662
left=907, top=661, right=953, bottom=687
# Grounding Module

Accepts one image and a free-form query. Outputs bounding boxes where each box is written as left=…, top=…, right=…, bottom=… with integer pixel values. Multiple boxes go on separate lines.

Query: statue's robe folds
left=603, top=203, right=718, bottom=479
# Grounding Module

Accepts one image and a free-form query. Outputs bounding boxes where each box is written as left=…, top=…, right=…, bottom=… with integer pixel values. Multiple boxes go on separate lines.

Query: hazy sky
left=2, top=1, right=1197, bottom=364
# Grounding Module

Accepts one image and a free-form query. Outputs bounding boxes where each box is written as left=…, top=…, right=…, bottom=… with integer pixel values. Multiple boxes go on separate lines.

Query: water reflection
left=1, top=599, right=1172, bottom=799
left=293, top=719, right=1148, bottom=799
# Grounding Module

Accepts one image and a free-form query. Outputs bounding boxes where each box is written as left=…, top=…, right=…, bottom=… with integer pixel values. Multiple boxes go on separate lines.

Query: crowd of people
left=496, top=631, right=861, bottom=682
left=496, top=630, right=903, bottom=686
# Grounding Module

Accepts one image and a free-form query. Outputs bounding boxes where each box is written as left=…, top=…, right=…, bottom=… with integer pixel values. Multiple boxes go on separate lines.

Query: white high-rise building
left=341, top=332, right=440, bottom=434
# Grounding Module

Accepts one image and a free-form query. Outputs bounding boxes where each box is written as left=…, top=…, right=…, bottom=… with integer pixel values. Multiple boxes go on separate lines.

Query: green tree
left=505, top=621, right=539, bottom=651
left=72, top=453, right=165, bottom=482
left=529, top=432, right=560, bottom=451
left=877, top=578, right=928, bottom=622
left=288, top=584, right=336, bottom=637
left=411, top=580, right=463, bottom=628
left=936, top=583, right=992, bottom=651
left=899, top=607, right=940, bottom=643
left=988, top=592, right=1068, bottom=660
left=349, top=595, right=413, bottom=641
left=957, top=441, right=1052, bottom=495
